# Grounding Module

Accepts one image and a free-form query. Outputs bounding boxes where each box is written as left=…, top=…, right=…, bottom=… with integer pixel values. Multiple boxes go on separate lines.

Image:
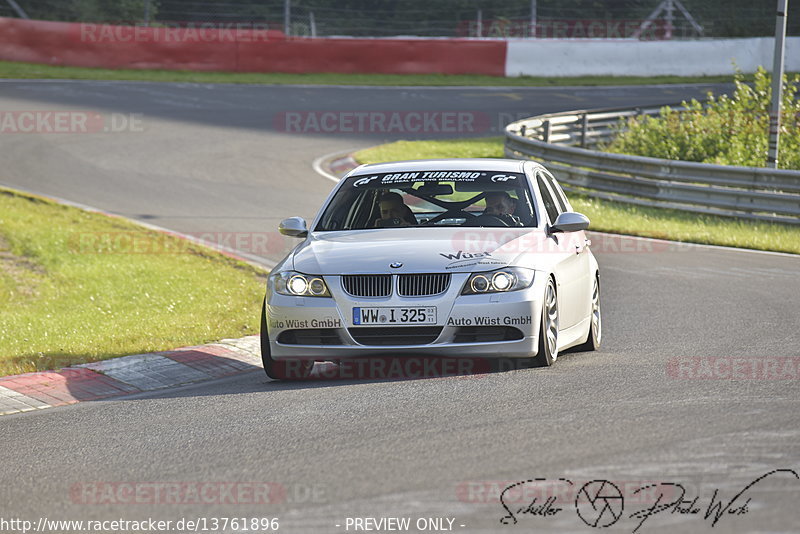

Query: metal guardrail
left=504, top=105, right=800, bottom=225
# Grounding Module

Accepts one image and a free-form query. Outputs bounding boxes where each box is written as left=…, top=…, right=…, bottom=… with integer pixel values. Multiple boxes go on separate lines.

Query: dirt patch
left=0, top=234, right=45, bottom=297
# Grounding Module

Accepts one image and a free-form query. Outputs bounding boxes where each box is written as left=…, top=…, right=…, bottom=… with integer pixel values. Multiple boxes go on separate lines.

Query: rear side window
left=540, top=170, right=569, bottom=212
left=535, top=173, right=560, bottom=224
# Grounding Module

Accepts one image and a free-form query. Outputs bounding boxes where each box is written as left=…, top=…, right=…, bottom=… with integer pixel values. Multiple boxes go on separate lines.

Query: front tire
left=530, top=277, right=559, bottom=367
left=260, top=299, right=313, bottom=380
left=575, top=274, right=601, bottom=352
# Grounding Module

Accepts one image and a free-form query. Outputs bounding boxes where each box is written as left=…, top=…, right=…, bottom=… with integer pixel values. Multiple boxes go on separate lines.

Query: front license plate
left=353, top=307, right=437, bottom=325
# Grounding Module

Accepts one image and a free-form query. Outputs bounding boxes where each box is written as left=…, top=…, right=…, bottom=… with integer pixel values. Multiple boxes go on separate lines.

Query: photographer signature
left=498, top=469, right=798, bottom=532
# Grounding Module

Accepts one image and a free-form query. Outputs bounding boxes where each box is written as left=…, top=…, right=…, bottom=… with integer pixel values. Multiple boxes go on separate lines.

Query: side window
left=535, top=173, right=560, bottom=224
left=541, top=170, right=569, bottom=212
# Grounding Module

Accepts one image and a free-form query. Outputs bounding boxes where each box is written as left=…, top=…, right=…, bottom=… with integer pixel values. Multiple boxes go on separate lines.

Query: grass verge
left=0, top=60, right=760, bottom=87
left=0, top=187, right=268, bottom=377
left=354, top=138, right=800, bottom=255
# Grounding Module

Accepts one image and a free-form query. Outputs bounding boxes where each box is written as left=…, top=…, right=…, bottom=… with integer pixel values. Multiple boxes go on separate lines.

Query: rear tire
left=260, top=299, right=313, bottom=380
left=529, top=277, right=559, bottom=368
left=574, top=274, right=601, bottom=352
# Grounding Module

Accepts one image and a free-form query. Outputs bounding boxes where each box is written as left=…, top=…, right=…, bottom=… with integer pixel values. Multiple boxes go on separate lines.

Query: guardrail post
left=580, top=113, right=589, bottom=147
left=543, top=120, right=551, bottom=143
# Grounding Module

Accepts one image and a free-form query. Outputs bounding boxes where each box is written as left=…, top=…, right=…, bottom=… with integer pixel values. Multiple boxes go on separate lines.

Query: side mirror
left=278, top=217, right=308, bottom=238
left=550, top=212, right=590, bottom=233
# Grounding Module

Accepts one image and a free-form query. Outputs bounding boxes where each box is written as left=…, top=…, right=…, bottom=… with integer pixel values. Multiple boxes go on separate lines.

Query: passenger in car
left=374, top=192, right=417, bottom=227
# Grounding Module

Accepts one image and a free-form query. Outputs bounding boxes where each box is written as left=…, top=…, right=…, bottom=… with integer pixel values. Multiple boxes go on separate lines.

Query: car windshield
left=315, top=170, right=537, bottom=231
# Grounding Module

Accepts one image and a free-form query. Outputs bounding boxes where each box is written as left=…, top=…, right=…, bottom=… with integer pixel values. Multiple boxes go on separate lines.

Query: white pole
left=284, top=0, right=291, bottom=37
left=665, top=0, right=674, bottom=39
left=310, top=11, right=316, bottom=38
left=5, top=0, right=29, bottom=18
left=530, top=0, right=537, bottom=38
left=767, top=0, right=788, bottom=168
left=477, top=9, right=482, bottom=38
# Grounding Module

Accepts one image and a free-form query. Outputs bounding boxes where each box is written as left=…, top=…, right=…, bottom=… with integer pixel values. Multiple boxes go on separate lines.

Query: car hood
left=290, top=228, right=548, bottom=274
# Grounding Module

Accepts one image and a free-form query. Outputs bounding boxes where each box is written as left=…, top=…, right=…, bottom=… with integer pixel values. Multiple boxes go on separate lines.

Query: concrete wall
left=505, top=37, right=800, bottom=77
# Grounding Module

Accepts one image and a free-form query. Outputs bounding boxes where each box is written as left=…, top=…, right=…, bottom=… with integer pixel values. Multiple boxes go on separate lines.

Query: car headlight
left=461, top=268, right=535, bottom=295
left=272, top=271, right=331, bottom=297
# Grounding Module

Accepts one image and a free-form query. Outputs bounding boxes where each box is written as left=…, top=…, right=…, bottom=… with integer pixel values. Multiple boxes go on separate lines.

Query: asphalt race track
left=1, top=80, right=799, bottom=533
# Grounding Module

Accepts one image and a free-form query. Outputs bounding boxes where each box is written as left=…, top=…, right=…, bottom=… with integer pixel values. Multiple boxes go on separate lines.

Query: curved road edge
left=0, top=335, right=263, bottom=417
left=0, top=184, right=277, bottom=417
left=0, top=183, right=277, bottom=270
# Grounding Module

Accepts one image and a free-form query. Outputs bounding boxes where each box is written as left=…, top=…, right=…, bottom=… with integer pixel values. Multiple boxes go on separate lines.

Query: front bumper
left=266, top=272, right=546, bottom=360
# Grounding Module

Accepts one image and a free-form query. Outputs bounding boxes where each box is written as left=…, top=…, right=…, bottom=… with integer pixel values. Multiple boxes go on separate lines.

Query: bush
left=606, top=67, right=800, bottom=170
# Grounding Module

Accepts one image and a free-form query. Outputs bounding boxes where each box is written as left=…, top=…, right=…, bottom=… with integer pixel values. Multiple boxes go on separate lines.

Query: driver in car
left=374, top=192, right=417, bottom=227
left=484, top=191, right=523, bottom=226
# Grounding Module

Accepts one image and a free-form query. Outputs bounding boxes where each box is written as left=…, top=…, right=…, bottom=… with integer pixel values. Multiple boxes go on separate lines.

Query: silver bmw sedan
left=261, top=158, right=601, bottom=379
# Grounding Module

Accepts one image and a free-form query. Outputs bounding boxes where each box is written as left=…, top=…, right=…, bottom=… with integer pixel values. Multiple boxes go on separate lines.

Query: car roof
left=349, top=158, right=536, bottom=176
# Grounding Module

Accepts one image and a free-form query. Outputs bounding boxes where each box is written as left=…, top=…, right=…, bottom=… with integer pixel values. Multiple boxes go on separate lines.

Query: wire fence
left=1, top=0, right=798, bottom=39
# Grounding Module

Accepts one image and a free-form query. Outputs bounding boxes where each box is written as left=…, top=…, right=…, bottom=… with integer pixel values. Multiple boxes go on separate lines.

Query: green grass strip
left=0, top=187, right=268, bottom=376
left=0, top=60, right=760, bottom=86
left=354, top=138, right=800, bottom=255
